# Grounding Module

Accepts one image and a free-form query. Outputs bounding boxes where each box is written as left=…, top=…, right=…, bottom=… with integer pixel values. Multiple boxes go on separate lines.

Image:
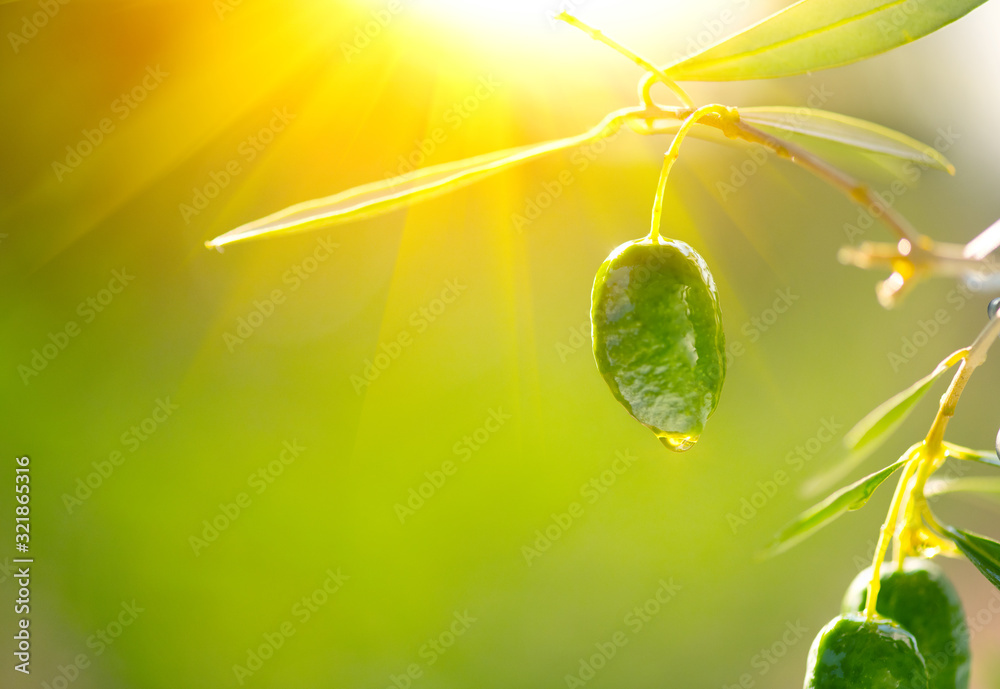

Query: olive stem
left=726, top=120, right=922, bottom=245
left=924, top=313, right=1000, bottom=453
left=556, top=11, right=920, bottom=251
left=555, top=14, right=961, bottom=281
left=864, top=452, right=920, bottom=620
left=867, top=313, right=1000, bottom=616
left=635, top=105, right=1000, bottom=306
left=629, top=104, right=925, bottom=248
left=649, top=105, right=736, bottom=243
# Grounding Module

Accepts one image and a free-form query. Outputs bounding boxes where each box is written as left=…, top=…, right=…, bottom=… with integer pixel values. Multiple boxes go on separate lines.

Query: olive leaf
left=926, top=477, right=1000, bottom=497
left=943, top=443, right=1000, bottom=468
left=738, top=107, right=954, bottom=173
left=761, top=456, right=909, bottom=558
left=801, top=350, right=962, bottom=496
left=945, top=527, right=1000, bottom=591
left=206, top=113, right=626, bottom=248
left=665, top=0, right=990, bottom=82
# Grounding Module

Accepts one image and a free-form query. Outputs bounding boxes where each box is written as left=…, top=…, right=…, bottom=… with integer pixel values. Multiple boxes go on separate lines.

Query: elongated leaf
left=666, top=0, right=989, bottom=81
left=943, top=443, right=1000, bottom=469
left=763, top=456, right=908, bottom=558
left=206, top=112, right=626, bottom=248
left=739, top=107, right=954, bottom=173
left=926, top=477, right=1000, bottom=497
left=843, top=353, right=960, bottom=451
left=946, top=527, right=1000, bottom=591
left=802, top=351, right=962, bottom=496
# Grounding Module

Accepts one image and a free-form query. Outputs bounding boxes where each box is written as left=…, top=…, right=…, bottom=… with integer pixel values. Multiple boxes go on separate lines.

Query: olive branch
left=204, top=4, right=999, bottom=310
left=202, top=0, right=1000, bottom=655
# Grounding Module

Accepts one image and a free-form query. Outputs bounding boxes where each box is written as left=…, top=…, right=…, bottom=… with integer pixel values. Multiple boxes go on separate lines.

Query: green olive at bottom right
left=803, top=613, right=927, bottom=689
left=843, top=558, right=970, bottom=689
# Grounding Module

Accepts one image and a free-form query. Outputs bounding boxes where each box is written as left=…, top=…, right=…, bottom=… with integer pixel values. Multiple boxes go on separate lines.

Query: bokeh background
left=3, top=0, right=1000, bottom=687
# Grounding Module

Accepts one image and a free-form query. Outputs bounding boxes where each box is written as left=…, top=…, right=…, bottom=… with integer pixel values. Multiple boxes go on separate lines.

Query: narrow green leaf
left=847, top=363, right=952, bottom=454
left=739, top=107, right=954, bottom=173
left=763, top=456, right=908, bottom=558
left=926, top=477, right=1000, bottom=497
left=666, top=0, right=989, bottom=81
left=943, top=443, right=1000, bottom=469
left=946, top=527, right=1000, bottom=592
left=206, top=112, right=626, bottom=248
left=802, top=351, right=962, bottom=496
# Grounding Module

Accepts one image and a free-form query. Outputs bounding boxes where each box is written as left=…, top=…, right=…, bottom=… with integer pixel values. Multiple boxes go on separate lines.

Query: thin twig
left=555, top=12, right=694, bottom=109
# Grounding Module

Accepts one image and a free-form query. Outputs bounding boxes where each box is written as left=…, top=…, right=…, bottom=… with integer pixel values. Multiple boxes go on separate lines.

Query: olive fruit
left=804, top=613, right=927, bottom=689
left=843, top=559, right=969, bottom=689
left=590, top=237, right=725, bottom=451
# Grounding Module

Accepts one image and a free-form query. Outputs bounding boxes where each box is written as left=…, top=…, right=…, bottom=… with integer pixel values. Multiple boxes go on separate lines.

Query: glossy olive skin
left=590, top=237, right=725, bottom=448
left=843, top=559, right=969, bottom=689
left=804, top=613, right=927, bottom=689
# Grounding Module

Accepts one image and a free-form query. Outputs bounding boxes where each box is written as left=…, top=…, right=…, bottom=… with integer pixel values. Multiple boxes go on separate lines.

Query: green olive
left=843, top=559, right=969, bottom=689
left=804, top=613, right=927, bottom=689
left=590, top=237, right=725, bottom=450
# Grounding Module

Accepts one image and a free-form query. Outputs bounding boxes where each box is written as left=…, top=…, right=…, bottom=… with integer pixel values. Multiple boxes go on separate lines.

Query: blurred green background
left=3, top=0, right=1000, bottom=687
